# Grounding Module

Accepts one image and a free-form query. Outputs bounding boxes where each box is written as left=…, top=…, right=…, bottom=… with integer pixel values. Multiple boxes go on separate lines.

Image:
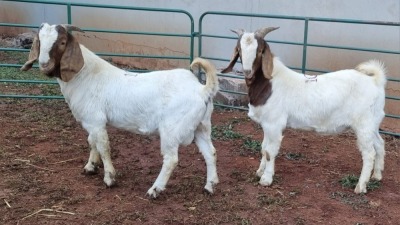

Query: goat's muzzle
left=244, top=70, right=254, bottom=80
left=39, top=62, right=56, bottom=75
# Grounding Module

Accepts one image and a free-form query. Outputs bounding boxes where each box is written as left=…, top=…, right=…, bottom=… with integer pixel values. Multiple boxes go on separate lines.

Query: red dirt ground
left=1, top=99, right=399, bottom=225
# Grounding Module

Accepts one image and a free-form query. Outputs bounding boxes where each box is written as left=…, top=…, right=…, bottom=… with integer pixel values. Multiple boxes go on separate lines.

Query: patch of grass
left=330, top=191, right=369, bottom=209
left=242, top=138, right=261, bottom=153
left=212, top=121, right=244, bottom=141
left=285, top=152, right=304, bottom=160
left=0, top=66, right=44, bottom=80
left=39, top=83, right=62, bottom=96
left=256, top=194, right=286, bottom=207
left=340, top=174, right=381, bottom=191
left=1, top=50, right=29, bottom=64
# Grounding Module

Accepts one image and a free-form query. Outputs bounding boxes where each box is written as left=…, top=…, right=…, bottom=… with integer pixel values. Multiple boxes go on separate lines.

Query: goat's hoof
left=371, top=172, right=382, bottom=181
left=104, top=173, right=116, bottom=187
left=204, top=180, right=218, bottom=194
left=354, top=183, right=367, bottom=194
left=256, top=170, right=264, bottom=178
left=259, top=176, right=273, bottom=186
left=146, top=186, right=163, bottom=199
left=83, top=166, right=99, bottom=175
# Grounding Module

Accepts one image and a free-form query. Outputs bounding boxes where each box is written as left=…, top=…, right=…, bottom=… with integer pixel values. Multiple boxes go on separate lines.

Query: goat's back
left=252, top=60, right=386, bottom=133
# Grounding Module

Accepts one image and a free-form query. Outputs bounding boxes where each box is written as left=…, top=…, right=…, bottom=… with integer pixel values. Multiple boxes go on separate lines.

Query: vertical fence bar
left=67, top=3, right=72, bottom=24
left=301, top=18, right=309, bottom=74
left=189, top=20, right=195, bottom=63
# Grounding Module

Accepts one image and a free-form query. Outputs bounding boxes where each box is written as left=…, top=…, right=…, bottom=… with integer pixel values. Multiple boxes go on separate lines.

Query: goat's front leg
left=83, top=139, right=101, bottom=175
left=147, top=141, right=179, bottom=198
left=257, top=124, right=284, bottom=186
left=87, top=128, right=116, bottom=187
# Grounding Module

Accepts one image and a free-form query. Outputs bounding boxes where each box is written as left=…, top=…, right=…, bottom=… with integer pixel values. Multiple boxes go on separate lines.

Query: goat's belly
left=287, top=119, right=350, bottom=134
left=109, top=121, right=158, bottom=135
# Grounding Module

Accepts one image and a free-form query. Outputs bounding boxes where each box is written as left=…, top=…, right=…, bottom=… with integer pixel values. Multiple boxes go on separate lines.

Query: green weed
left=340, top=174, right=381, bottom=191
left=285, top=152, right=304, bottom=160
left=212, top=122, right=244, bottom=141
left=242, top=138, right=261, bottom=153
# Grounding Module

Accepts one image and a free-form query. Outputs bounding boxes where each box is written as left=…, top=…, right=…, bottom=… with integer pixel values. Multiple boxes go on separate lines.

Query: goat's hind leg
left=354, top=129, right=376, bottom=194
left=195, top=121, right=219, bottom=194
left=372, top=131, right=385, bottom=181
left=147, top=139, right=179, bottom=198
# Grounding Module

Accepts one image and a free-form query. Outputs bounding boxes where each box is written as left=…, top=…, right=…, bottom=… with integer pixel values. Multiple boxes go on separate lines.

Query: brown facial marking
left=247, top=64, right=273, bottom=106
left=246, top=36, right=274, bottom=106
left=44, top=25, right=69, bottom=78
left=222, top=29, right=276, bottom=106
left=42, top=25, right=84, bottom=82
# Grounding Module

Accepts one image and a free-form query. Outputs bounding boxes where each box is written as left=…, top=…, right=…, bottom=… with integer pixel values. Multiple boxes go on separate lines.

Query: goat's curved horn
left=255, top=27, right=279, bottom=38
left=230, top=29, right=245, bottom=37
left=61, top=24, right=84, bottom=33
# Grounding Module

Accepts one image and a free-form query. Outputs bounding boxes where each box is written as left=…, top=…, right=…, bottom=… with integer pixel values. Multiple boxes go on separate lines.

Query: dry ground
left=1, top=98, right=400, bottom=225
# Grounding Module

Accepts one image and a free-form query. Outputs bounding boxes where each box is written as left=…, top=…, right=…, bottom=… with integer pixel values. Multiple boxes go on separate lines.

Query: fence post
left=301, top=18, right=309, bottom=74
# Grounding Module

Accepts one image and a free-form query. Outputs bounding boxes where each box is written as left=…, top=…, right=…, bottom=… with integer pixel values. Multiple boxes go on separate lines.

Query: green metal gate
left=0, top=0, right=194, bottom=99
left=0, top=2, right=399, bottom=136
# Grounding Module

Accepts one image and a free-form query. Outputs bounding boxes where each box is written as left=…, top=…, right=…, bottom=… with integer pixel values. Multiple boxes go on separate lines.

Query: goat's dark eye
left=61, top=42, right=66, bottom=45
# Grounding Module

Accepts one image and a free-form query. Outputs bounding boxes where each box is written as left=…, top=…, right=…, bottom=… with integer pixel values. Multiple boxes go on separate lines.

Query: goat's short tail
left=356, top=60, right=387, bottom=87
left=190, top=57, right=219, bottom=100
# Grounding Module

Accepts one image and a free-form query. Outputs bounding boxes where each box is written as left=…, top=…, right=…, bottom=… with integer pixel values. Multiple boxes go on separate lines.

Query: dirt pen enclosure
left=1, top=98, right=400, bottom=225
left=1, top=1, right=400, bottom=225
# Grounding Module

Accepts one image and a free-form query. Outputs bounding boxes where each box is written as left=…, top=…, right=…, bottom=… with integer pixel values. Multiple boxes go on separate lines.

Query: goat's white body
left=57, top=45, right=219, bottom=197
left=249, top=58, right=385, bottom=134
left=249, top=58, right=386, bottom=194
left=59, top=46, right=206, bottom=139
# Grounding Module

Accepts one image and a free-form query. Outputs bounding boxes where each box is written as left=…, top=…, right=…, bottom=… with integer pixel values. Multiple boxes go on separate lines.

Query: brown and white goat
left=21, top=23, right=219, bottom=198
left=221, top=27, right=387, bottom=194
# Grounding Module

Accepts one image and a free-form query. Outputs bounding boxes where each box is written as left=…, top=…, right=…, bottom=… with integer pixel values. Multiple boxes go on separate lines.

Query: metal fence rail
left=0, top=0, right=194, bottom=98
left=198, top=11, right=400, bottom=137
left=0, top=3, right=399, bottom=136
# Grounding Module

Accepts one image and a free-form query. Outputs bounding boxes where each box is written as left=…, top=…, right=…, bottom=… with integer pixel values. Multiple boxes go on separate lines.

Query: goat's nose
left=40, top=62, right=49, bottom=68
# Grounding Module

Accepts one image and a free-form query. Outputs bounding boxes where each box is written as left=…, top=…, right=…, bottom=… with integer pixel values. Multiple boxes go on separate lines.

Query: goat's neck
left=271, top=58, right=302, bottom=81
left=57, top=45, right=120, bottom=96
left=78, top=45, right=118, bottom=75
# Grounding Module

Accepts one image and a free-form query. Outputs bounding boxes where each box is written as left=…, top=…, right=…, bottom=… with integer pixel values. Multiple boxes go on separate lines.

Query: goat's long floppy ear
left=221, top=46, right=239, bottom=73
left=221, top=28, right=245, bottom=73
left=20, top=34, right=40, bottom=71
left=60, top=33, right=84, bottom=82
left=257, top=27, right=279, bottom=79
left=261, top=43, right=274, bottom=80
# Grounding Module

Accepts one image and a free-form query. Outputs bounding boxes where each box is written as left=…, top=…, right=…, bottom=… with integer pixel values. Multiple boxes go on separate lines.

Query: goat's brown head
left=21, top=23, right=85, bottom=82
left=221, top=27, right=279, bottom=84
